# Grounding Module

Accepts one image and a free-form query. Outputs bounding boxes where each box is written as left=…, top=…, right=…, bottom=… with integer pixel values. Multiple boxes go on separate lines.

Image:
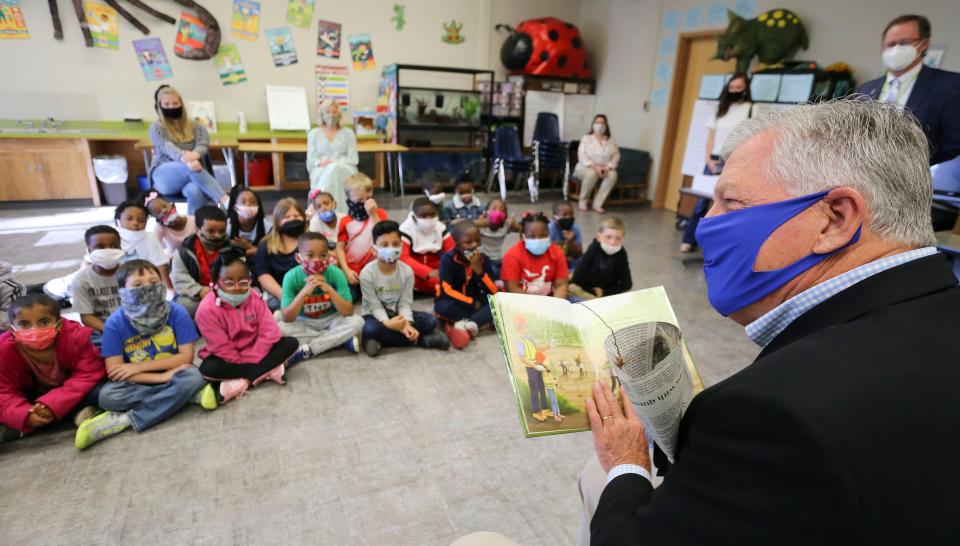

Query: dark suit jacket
left=591, top=254, right=960, bottom=545
left=857, top=65, right=960, bottom=165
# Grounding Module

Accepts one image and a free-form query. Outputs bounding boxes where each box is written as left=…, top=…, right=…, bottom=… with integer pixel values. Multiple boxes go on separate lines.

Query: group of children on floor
left=0, top=172, right=633, bottom=450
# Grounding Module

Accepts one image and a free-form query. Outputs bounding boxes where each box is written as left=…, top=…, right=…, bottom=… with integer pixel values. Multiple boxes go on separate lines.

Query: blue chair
left=531, top=113, right=570, bottom=193
left=485, top=125, right=537, bottom=202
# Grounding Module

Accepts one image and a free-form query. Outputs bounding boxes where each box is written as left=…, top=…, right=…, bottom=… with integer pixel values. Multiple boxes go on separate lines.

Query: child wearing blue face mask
left=308, top=189, right=342, bottom=251
left=195, top=249, right=300, bottom=403
left=359, top=221, right=450, bottom=357
left=501, top=212, right=570, bottom=299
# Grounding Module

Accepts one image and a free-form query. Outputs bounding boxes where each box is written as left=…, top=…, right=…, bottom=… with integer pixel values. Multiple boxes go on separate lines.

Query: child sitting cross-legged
left=0, top=295, right=106, bottom=442
left=501, top=212, right=570, bottom=299
left=569, top=216, right=632, bottom=301
left=171, top=205, right=237, bottom=318
left=71, top=225, right=124, bottom=346
left=336, top=173, right=387, bottom=303
left=435, top=220, right=499, bottom=350
left=360, top=220, right=450, bottom=357
left=195, top=248, right=300, bottom=403
left=307, top=189, right=342, bottom=252
left=399, top=197, right=455, bottom=295
left=75, top=259, right=217, bottom=450
left=115, top=199, right=173, bottom=290
left=280, top=233, right=364, bottom=358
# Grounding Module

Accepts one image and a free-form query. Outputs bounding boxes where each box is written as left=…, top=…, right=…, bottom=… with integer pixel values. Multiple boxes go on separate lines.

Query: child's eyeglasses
left=219, top=279, right=252, bottom=289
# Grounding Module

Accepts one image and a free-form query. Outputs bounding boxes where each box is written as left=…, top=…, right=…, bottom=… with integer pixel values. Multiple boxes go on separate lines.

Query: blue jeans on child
left=97, top=366, right=206, bottom=432
left=435, top=298, right=493, bottom=327
left=362, top=311, right=437, bottom=347
left=681, top=160, right=723, bottom=246
left=151, top=161, right=225, bottom=214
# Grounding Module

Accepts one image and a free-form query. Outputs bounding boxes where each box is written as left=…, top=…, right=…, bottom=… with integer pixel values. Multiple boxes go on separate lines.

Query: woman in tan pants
left=574, top=114, right=620, bottom=213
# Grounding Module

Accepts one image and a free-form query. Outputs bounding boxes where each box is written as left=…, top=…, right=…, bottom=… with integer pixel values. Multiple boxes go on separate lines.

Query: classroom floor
left=0, top=192, right=758, bottom=545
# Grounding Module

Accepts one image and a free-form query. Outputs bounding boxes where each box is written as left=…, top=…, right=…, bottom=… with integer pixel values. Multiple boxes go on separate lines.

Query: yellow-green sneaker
left=193, top=383, right=218, bottom=410
left=75, top=411, right=130, bottom=450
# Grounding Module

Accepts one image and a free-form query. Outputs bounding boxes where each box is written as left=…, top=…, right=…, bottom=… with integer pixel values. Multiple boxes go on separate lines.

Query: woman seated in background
left=680, top=72, right=752, bottom=253
left=148, top=85, right=228, bottom=214
left=574, top=114, right=620, bottom=214
left=307, top=99, right=358, bottom=216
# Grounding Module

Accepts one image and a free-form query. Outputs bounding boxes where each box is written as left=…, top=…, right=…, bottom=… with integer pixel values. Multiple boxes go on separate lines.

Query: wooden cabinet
left=0, top=139, right=98, bottom=203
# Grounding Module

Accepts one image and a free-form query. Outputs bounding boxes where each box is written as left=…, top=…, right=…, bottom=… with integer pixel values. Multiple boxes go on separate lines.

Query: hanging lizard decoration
left=442, top=20, right=464, bottom=44
left=391, top=4, right=405, bottom=31
left=49, top=0, right=219, bottom=59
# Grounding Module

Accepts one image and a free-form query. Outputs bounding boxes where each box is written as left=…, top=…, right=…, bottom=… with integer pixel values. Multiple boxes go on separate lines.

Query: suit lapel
left=906, top=64, right=934, bottom=113
left=759, top=254, right=957, bottom=358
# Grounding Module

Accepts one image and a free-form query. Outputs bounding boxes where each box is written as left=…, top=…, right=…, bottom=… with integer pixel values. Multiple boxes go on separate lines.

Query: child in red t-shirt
left=399, top=197, right=455, bottom=294
left=335, top=173, right=388, bottom=302
left=500, top=212, right=569, bottom=299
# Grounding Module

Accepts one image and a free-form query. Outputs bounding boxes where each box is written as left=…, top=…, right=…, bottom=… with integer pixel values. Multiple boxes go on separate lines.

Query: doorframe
left=652, top=30, right=722, bottom=209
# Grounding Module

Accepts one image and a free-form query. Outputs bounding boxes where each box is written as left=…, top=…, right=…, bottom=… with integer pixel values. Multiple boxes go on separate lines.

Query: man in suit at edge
left=579, top=99, right=960, bottom=546
left=857, top=14, right=960, bottom=167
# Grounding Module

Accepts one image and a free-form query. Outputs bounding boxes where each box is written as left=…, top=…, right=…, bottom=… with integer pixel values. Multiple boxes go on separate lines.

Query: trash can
left=93, top=155, right=129, bottom=206
left=248, top=157, right=272, bottom=187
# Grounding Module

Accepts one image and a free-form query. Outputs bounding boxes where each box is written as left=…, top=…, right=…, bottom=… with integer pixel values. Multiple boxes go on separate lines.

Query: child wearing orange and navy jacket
left=434, top=221, right=498, bottom=350
left=399, top=198, right=455, bottom=295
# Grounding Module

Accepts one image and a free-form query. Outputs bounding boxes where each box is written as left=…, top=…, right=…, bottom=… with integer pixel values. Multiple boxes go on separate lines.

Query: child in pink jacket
left=0, top=294, right=106, bottom=437
left=195, top=249, right=300, bottom=403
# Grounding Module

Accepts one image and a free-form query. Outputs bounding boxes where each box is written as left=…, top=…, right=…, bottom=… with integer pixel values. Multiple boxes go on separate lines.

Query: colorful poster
left=85, top=1, right=118, bottom=50
left=213, top=44, right=247, bottom=86
left=0, top=0, right=29, bottom=40
left=348, top=33, right=375, bottom=70
left=286, top=0, right=314, bottom=28
left=188, top=101, right=217, bottom=133
left=174, top=11, right=207, bottom=57
left=317, top=20, right=341, bottom=59
left=231, top=0, right=260, bottom=41
left=266, top=27, right=298, bottom=66
left=133, top=38, right=172, bottom=81
left=315, top=65, right=350, bottom=118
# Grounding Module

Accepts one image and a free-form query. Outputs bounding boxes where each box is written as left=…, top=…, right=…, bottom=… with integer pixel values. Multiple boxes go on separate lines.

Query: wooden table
left=135, top=138, right=240, bottom=187
left=236, top=141, right=410, bottom=199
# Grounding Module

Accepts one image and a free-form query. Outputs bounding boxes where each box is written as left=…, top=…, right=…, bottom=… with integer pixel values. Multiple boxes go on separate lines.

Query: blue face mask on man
left=695, top=190, right=861, bottom=316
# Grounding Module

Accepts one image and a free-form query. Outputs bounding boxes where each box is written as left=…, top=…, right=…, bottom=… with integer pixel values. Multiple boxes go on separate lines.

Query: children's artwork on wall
left=266, top=26, right=298, bottom=66
left=316, top=65, right=350, bottom=118
left=133, top=37, right=172, bottom=81
left=924, top=47, right=946, bottom=69
left=684, top=5, right=704, bottom=30
left=651, top=87, right=668, bottom=110
left=188, top=101, right=217, bottom=133
left=214, top=43, right=247, bottom=86
left=0, top=0, right=29, bottom=39
left=174, top=11, right=207, bottom=57
left=707, top=0, right=727, bottom=26
left=348, top=33, right=375, bottom=70
left=731, top=0, right=758, bottom=19
left=85, top=1, right=118, bottom=50
left=286, top=0, right=314, bottom=29
left=441, top=20, right=464, bottom=44
left=231, top=0, right=259, bottom=41
left=317, top=20, right=341, bottom=59
left=391, top=4, right=405, bottom=31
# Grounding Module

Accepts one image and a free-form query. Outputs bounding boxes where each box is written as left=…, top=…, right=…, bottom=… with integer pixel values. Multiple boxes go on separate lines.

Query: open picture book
left=490, top=287, right=704, bottom=461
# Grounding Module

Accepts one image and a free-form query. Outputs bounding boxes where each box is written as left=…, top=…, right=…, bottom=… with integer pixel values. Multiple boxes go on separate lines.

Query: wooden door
left=654, top=32, right=736, bottom=211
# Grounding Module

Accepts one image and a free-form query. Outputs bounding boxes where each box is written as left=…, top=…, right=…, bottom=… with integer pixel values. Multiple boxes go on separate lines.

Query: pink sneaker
left=254, top=364, right=285, bottom=386
left=219, top=379, right=249, bottom=403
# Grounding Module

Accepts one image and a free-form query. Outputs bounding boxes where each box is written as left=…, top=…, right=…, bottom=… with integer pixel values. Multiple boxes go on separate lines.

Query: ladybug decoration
left=496, top=17, right=592, bottom=78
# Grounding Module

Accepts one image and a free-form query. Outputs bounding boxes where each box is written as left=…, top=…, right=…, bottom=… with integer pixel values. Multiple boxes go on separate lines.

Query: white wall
left=581, top=0, right=960, bottom=202
left=0, top=0, right=583, bottom=123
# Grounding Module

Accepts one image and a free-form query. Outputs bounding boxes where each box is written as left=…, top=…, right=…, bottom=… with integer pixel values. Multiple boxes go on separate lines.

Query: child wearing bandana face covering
left=335, top=173, right=388, bottom=303
left=171, top=206, right=237, bottom=318
left=77, top=260, right=217, bottom=450
left=0, top=294, right=106, bottom=440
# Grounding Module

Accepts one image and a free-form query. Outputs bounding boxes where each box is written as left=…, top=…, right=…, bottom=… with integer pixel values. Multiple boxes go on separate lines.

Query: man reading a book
left=576, top=99, right=960, bottom=545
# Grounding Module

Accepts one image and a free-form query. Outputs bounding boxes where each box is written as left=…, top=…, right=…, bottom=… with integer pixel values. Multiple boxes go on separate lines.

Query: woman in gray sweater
left=149, top=85, right=227, bottom=214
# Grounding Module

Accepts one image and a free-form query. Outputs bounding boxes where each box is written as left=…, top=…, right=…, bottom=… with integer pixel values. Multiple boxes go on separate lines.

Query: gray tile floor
left=0, top=192, right=758, bottom=545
